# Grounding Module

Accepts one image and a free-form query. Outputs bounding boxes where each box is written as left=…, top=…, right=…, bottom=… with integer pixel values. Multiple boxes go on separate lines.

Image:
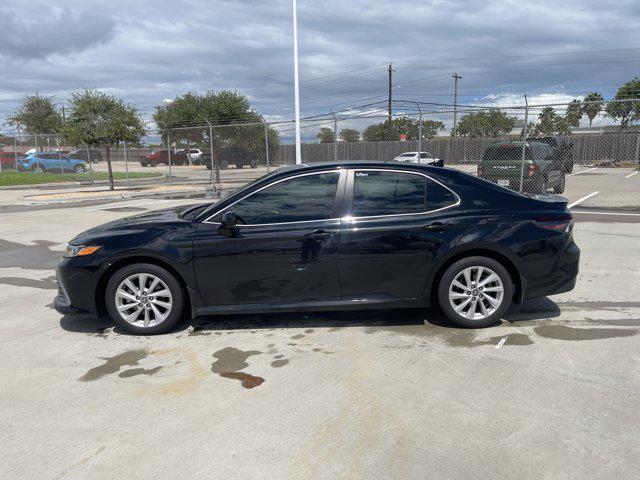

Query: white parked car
left=393, top=151, right=443, bottom=166
left=185, top=149, right=203, bottom=163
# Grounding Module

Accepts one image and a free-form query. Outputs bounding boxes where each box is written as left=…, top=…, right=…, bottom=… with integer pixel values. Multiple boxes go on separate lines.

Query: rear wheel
left=437, top=256, right=513, bottom=328
left=149, top=160, right=158, bottom=167
left=552, top=174, right=566, bottom=194
left=250, top=159, right=258, bottom=168
left=74, top=164, right=86, bottom=174
left=105, top=263, right=184, bottom=334
left=220, top=160, right=229, bottom=169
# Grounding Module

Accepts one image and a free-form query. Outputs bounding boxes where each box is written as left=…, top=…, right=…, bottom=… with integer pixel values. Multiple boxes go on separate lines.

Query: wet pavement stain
left=290, top=334, right=305, bottom=339
left=0, top=239, right=61, bottom=270
left=211, top=347, right=262, bottom=374
left=79, top=349, right=149, bottom=381
left=118, top=366, right=163, bottom=378
left=305, top=329, right=314, bottom=333
left=273, top=354, right=285, bottom=359
left=534, top=325, right=638, bottom=341
left=219, top=372, right=264, bottom=389
left=0, top=275, right=57, bottom=290
left=271, top=359, right=289, bottom=368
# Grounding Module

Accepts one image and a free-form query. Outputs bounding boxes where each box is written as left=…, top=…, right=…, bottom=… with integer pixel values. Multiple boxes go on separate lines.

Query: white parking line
left=567, top=191, right=599, bottom=209
left=568, top=167, right=597, bottom=176
left=84, top=200, right=174, bottom=211
left=625, top=171, right=638, bottom=179
left=495, top=337, right=507, bottom=349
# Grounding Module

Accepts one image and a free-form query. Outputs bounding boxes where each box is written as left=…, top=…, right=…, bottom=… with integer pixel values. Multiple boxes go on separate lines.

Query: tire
left=250, top=159, right=258, bottom=168
left=220, top=160, right=229, bottom=169
left=140, top=162, right=147, bottom=167
left=31, top=164, right=44, bottom=174
left=552, top=174, right=566, bottom=194
left=535, top=176, right=549, bottom=193
left=105, top=263, right=185, bottom=335
left=437, top=256, right=513, bottom=328
left=74, top=164, right=86, bottom=174
left=149, top=160, right=158, bottom=167
left=564, top=160, right=573, bottom=173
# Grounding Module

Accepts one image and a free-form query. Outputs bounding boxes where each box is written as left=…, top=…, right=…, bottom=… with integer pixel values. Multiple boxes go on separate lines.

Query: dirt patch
left=219, top=372, right=265, bottom=389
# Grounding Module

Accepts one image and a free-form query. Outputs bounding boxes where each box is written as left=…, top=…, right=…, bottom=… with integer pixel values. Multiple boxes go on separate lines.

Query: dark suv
left=478, top=141, right=566, bottom=194
left=68, top=149, right=103, bottom=163
left=526, top=136, right=573, bottom=173
left=205, top=147, right=259, bottom=170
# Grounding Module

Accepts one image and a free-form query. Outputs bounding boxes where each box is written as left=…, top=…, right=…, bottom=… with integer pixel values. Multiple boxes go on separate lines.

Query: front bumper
left=53, top=258, right=102, bottom=314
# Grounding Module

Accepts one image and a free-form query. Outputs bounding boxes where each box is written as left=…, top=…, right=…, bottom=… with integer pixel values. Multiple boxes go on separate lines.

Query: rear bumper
left=523, top=240, right=580, bottom=299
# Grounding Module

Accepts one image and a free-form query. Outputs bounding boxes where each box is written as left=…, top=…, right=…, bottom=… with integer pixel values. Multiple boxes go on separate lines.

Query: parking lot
left=1, top=180, right=639, bottom=478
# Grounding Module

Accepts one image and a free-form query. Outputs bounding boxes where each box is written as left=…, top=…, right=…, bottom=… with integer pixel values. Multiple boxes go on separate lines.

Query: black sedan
left=54, top=161, right=579, bottom=334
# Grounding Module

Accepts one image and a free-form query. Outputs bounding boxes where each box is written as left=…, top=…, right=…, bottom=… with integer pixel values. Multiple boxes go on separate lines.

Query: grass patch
left=0, top=170, right=162, bottom=186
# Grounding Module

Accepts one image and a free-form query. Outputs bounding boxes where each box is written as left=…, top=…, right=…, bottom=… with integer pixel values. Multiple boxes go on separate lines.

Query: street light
left=292, top=0, right=302, bottom=164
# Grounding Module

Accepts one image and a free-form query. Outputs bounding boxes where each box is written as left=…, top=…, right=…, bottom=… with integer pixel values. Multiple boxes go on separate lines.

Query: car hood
left=70, top=205, right=198, bottom=244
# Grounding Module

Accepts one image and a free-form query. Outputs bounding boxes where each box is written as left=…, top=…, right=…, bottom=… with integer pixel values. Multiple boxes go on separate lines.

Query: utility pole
left=388, top=63, right=394, bottom=122
left=452, top=73, right=462, bottom=136
left=61, top=105, right=66, bottom=122
left=292, top=0, right=302, bottom=164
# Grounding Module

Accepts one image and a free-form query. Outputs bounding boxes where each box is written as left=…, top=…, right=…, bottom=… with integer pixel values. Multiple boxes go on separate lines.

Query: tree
left=582, top=92, right=604, bottom=126
left=532, top=107, right=571, bottom=136
left=339, top=128, right=360, bottom=142
left=454, top=109, right=516, bottom=137
left=316, top=127, right=336, bottom=143
left=61, top=90, right=145, bottom=190
left=605, top=78, right=640, bottom=129
left=564, top=99, right=583, bottom=128
left=362, top=117, right=444, bottom=142
left=7, top=93, right=62, bottom=135
left=153, top=90, right=278, bottom=162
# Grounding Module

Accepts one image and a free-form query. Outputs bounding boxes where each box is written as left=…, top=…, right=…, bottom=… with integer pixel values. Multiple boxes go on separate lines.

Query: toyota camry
left=54, top=161, right=579, bottom=334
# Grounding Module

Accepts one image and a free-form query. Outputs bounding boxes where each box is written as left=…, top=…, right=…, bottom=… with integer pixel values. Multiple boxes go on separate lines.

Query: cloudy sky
left=0, top=0, right=638, bottom=132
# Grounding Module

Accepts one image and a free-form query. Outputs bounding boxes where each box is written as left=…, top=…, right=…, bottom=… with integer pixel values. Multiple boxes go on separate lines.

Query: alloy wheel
left=115, top=273, right=173, bottom=328
left=448, top=266, right=504, bottom=321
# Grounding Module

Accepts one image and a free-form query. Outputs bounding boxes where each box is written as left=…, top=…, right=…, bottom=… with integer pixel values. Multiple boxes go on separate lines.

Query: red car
left=0, top=151, right=19, bottom=169
left=139, top=149, right=188, bottom=167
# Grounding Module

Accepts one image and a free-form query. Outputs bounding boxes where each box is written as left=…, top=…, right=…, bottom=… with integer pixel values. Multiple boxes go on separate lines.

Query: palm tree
left=582, top=92, right=604, bottom=126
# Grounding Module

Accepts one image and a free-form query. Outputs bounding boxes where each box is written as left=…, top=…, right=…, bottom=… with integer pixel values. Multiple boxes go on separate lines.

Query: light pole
left=292, top=0, right=302, bottom=164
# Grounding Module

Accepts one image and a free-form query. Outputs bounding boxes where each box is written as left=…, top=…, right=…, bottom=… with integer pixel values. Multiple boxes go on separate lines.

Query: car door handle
left=423, top=222, right=449, bottom=231
left=306, top=229, right=332, bottom=240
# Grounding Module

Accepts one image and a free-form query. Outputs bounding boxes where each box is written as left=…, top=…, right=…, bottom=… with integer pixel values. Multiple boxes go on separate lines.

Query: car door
left=338, top=168, right=465, bottom=301
left=193, top=170, right=346, bottom=309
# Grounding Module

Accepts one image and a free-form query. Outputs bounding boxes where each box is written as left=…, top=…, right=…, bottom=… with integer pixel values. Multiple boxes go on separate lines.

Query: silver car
left=393, top=151, right=443, bottom=166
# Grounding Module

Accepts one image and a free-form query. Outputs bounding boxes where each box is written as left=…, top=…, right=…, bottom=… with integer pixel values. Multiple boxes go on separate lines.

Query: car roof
left=270, top=160, right=456, bottom=177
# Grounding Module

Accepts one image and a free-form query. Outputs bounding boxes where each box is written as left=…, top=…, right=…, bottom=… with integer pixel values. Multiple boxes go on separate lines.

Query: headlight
left=65, top=244, right=102, bottom=257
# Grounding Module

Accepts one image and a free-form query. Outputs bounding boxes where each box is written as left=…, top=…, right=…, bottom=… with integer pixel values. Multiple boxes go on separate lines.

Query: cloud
left=0, top=6, right=115, bottom=59
left=0, top=0, right=638, bottom=128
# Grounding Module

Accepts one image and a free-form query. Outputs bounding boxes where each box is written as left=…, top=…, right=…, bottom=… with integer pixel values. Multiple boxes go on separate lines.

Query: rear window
left=483, top=145, right=531, bottom=162
left=352, top=171, right=456, bottom=217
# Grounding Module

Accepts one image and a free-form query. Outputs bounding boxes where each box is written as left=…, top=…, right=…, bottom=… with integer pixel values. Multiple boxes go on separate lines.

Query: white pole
left=292, top=0, right=302, bottom=164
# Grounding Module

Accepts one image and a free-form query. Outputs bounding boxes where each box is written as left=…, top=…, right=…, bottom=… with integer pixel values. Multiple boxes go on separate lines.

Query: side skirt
left=196, top=297, right=428, bottom=316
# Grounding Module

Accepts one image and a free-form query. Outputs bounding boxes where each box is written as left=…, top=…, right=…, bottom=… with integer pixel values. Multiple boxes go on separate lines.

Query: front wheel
left=250, top=159, right=258, bottom=168
left=105, top=263, right=185, bottom=334
left=31, top=164, right=44, bottom=174
left=74, top=164, right=86, bottom=174
left=437, top=256, right=513, bottom=328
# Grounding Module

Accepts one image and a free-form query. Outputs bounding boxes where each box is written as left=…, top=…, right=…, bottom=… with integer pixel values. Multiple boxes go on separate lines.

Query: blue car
left=18, top=152, right=86, bottom=174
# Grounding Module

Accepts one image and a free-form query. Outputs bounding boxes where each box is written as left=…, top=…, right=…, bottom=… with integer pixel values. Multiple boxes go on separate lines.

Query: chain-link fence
left=1, top=99, right=638, bottom=208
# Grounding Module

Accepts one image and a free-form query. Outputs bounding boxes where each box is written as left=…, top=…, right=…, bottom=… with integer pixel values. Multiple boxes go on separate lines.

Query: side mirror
left=218, top=211, right=240, bottom=238
left=221, top=211, right=237, bottom=228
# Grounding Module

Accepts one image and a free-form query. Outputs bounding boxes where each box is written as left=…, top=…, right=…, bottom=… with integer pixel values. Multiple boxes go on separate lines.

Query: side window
left=425, top=178, right=457, bottom=210
left=224, top=172, right=340, bottom=225
left=351, top=171, right=456, bottom=217
left=352, top=171, right=425, bottom=217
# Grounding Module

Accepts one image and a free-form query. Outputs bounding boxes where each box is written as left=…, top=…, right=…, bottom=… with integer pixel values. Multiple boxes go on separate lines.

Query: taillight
left=527, top=163, right=539, bottom=177
left=534, top=213, right=573, bottom=233
left=477, top=164, right=484, bottom=176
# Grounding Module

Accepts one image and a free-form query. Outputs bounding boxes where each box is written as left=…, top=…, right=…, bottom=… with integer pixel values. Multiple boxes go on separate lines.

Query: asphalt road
left=1, top=196, right=639, bottom=479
